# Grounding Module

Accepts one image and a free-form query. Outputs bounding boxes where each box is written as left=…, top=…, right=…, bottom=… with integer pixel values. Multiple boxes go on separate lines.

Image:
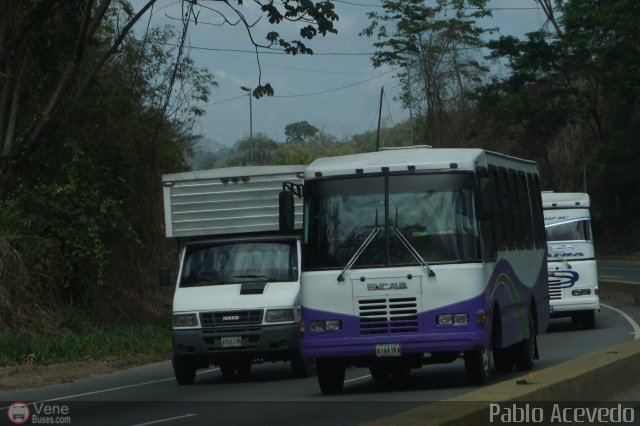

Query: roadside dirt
left=0, top=355, right=168, bottom=391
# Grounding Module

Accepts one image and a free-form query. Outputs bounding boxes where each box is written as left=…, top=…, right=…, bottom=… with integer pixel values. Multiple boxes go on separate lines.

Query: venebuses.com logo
left=7, top=402, right=30, bottom=425
left=6, top=401, right=71, bottom=424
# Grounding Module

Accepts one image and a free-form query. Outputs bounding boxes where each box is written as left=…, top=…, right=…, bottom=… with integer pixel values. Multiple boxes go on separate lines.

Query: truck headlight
left=266, top=309, right=294, bottom=323
left=173, top=313, right=198, bottom=328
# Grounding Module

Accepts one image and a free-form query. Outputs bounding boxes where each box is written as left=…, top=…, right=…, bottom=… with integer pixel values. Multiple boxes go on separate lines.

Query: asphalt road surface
left=2, top=299, right=639, bottom=426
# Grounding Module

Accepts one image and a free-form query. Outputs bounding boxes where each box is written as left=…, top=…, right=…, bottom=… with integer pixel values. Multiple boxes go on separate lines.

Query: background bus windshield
left=302, top=173, right=480, bottom=270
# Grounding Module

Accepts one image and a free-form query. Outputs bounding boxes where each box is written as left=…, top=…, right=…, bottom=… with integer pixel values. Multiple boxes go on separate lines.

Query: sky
left=144, top=0, right=551, bottom=147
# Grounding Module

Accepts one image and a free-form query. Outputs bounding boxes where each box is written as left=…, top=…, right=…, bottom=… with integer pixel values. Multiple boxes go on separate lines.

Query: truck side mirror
left=279, top=190, right=295, bottom=233
left=476, top=177, right=495, bottom=220
left=158, top=267, right=171, bottom=286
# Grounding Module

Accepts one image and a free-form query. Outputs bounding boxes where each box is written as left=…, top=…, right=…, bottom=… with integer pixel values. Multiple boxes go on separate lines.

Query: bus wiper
left=337, top=226, right=381, bottom=282
left=393, top=226, right=436, bottom=277
left=550, top=245, right=573, bottom=270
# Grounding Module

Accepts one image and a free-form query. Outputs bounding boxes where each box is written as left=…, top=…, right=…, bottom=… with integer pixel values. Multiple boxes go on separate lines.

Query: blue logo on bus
left=548, top=270, right=579, bottom=288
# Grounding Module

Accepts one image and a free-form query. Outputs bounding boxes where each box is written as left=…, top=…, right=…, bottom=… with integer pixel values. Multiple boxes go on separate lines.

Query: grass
left=0, top=319, right=172, bottom=366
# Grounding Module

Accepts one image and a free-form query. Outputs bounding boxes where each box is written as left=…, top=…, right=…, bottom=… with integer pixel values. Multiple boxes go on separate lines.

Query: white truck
left=542, top=192, right=600, bottom=329
left=160, top=165, right=310, bottom=384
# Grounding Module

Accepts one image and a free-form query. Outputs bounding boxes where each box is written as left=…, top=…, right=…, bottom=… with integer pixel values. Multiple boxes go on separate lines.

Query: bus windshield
left=302, top=173, right=481, bottom=270
left=180, top=240, right=298, bottom=287
left=546, top=219, right=592, bottom=242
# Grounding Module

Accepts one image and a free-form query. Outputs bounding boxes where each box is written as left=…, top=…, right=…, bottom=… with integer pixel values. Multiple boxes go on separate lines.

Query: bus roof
left=305, top=146, right=537, bottom=179
left=541, top=192, right=591, bottom=209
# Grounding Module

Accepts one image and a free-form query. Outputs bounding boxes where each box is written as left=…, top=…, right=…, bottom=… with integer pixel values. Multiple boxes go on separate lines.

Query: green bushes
left=0, top=318, right=171, bottom=366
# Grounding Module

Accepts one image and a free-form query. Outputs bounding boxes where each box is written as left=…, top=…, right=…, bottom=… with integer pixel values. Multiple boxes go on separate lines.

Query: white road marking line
left=599, top=275, right=623, bottom=280
left=0, top=368, right=220, bottom=408
left=130, top=414, right=197, bottom=426
left=601, top=303, right=640, bottom=340
left=600, top=267, right=640, bottom=272
left=344, top=374, right=371, bottom=384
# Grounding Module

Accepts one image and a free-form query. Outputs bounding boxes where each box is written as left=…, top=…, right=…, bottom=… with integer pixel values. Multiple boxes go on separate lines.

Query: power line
left=272, top=68, right=398, bottom=98
left=204, top=68, right=398, bottom=105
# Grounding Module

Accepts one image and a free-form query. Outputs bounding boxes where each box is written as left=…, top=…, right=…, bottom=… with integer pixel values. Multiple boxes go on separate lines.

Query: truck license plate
left=221, top=336, right=242, bottom=348
left=375, top=343, right=401, bottom=357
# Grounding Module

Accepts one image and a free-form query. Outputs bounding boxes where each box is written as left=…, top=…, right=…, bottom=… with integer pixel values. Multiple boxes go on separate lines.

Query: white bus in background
left=542, top=192, right=600, bottom=330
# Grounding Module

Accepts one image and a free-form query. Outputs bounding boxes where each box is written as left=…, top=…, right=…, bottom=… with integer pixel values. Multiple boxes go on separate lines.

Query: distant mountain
left=188, top=137, right=231, bottom=170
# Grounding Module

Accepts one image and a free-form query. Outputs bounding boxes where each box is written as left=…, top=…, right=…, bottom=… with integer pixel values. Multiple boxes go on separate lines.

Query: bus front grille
left=548, top=277, right=563, bottom=300
left=358, top=297, right=419, bottom=334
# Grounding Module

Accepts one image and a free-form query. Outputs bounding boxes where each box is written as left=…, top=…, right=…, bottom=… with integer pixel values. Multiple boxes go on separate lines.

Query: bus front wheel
left=464, top=349, right=491, bottom=385
left=316, top=358, right=345, bottom=395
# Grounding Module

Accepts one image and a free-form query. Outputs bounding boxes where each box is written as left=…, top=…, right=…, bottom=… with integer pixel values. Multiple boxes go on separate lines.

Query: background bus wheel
left=581, top=310, right=596, bottom=330
left=464, top=349, right=491, bottom=385
left=173, top=359, right=196, bottom=385
left=316, top=359, right=345, bottom=395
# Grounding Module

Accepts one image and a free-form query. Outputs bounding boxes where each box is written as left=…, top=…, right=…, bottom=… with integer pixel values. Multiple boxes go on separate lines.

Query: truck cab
left=160, top=166, right=309, bottom=384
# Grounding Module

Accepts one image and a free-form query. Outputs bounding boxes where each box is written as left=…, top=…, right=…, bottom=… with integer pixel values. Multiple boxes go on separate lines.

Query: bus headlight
left=437, top=314, right=453, bottom=325
left=454, top=314, right=469, bottom=325
left=266, top=309, right=294, bottom=322
left=437, top=314, right=469, bottom=326
left=173, top=313, right=198, bottom=328
left=310, top=320, right=342, bottom=332
left=325, top=320, right=342, bottom=331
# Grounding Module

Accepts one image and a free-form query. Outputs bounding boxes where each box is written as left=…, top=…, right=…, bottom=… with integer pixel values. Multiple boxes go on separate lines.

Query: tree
left=285, top=121, right=319, bottom=142
left=0, top=0, right=339, bottom=194
left=361, top=0, right=491, bottom=147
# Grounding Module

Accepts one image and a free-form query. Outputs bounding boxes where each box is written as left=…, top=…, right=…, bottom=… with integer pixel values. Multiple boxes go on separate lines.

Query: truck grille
left=200, top=310, right=263, bottom=327
left=358, top=297, right=419, bottom=335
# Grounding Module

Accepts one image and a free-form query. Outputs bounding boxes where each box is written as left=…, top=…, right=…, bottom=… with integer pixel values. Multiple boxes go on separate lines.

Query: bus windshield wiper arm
left=393, top=226, right=436, bottom=277
left=550, top=245, right=573, bottom=269
left=337, top=227, right=380, bottom=282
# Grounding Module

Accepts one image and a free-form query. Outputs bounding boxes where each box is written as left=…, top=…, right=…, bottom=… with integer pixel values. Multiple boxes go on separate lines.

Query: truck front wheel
left=173, top=359, right=196, bottom=385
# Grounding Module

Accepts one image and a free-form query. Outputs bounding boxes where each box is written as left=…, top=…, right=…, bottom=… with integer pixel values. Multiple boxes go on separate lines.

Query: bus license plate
left=376, top=343, right=401, bottom=357
left=221, top=336, right=242, bottom=348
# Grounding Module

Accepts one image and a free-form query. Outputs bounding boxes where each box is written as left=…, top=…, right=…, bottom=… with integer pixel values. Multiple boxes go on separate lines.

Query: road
left=2, top=298, right=639, bottom=426
left=599, top=260, right=640, bottom=283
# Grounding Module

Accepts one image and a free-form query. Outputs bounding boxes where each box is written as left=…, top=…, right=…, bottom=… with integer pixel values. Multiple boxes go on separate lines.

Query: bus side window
left=477, top=167, right=497, bottom=260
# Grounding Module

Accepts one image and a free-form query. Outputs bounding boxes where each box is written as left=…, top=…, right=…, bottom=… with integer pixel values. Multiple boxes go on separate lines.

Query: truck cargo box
left=162, top=165, right=304, bottom=238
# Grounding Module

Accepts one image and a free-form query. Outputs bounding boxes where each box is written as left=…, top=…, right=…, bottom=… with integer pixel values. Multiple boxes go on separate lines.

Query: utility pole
left=376, top=86, right=384, bottom=151
left=240, top=86, right=253, bottom=165
left=408, top=64, right=414, bottom=145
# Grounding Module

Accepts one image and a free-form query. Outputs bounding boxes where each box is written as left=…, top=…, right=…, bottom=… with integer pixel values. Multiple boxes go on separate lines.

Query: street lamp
left=240, top=85, right=253, bottom=165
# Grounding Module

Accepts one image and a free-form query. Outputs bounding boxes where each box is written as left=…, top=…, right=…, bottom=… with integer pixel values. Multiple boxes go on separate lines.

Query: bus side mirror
left=477, top=177, right=495, bottom=220
left=279, top=190, right=295, bottom=233
left=159, top=267, right=171, bottom=286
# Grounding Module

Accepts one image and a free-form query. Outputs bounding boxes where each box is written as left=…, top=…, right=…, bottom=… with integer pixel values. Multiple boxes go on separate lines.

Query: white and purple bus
left=284, top=146, right=550, bottom=394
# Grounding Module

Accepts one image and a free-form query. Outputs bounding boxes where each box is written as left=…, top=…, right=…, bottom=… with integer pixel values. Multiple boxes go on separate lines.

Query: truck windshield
left=179, top=240, right=298, bottom=287
left=302, top=173, right=480, bottom=270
